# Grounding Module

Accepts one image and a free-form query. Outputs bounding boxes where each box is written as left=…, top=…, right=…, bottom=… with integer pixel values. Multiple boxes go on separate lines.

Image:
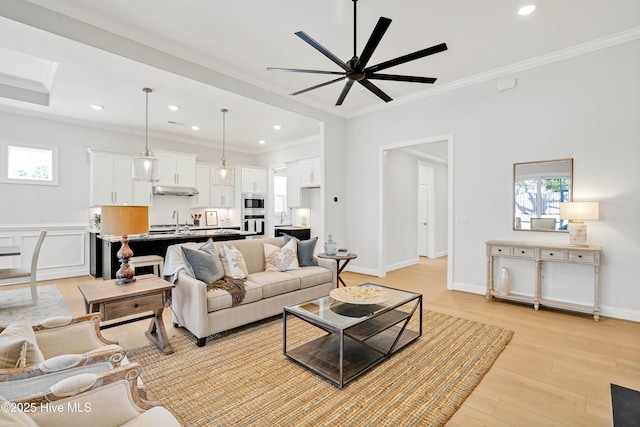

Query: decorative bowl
left=330, top=286, right=390, bottom=305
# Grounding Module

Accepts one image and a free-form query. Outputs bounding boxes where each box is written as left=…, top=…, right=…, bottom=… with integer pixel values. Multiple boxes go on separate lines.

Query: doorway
left=378, top=134, right=453, bottom=290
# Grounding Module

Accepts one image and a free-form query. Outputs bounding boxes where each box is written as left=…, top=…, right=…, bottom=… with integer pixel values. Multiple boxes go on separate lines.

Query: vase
left=498, top=267, right=511, bottom=296
left=324, top=234, right=337, bottom=256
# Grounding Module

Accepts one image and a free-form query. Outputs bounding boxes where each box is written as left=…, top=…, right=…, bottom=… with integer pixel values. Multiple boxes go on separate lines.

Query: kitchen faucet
left=173, top=210, right=180, bottom=232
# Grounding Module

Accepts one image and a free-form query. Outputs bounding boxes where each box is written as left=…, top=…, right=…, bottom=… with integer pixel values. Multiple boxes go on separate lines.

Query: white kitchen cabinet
left=89, top=151, right=135, bottom=206
left=299, top=157, right=321, bottom=187
left=240, top=167, right=267, bottom=194
left=90, top=150, right=152, bottom=206
left=191, top=163, right=211, bottom=208
left=286, top=161, right=301, bottom=208
left=211, top=186, right=234, bottom=208
left=156, top=151, right=197, bottom=187
left=133, top=180, right=153, bottom=206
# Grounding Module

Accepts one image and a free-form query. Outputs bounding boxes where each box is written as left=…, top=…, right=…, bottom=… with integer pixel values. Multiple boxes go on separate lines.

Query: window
left=1, top=141, right=58, bottom=185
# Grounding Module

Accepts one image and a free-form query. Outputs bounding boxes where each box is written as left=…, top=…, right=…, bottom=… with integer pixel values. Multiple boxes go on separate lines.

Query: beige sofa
left=165, top=237, right=336, bottom=347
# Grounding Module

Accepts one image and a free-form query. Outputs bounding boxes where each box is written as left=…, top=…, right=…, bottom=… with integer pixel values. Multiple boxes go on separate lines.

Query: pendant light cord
left=143, top=88, right=152, bottom=156
left=221, top=108, right=228, bottom=164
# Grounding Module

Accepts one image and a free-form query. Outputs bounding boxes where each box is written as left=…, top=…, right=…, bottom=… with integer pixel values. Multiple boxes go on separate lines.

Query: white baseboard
left=452, top=281, right=484, bottom=295
left=345, top=265, right=381, bottom=277
left=434, top=250, right=448, bottom=258
left=600, top=305, right=640, bottom=323
left=386, top=258, right=419, bottom=272
left=451, top=281, right=640, bottom=322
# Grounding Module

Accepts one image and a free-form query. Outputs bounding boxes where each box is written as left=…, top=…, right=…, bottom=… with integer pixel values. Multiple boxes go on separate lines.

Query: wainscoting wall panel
left=0, top=224, right=89, bottom=285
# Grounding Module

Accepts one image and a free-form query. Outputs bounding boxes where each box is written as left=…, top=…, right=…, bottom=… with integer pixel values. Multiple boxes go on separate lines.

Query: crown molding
left=348, top=26, right=640, bottom=119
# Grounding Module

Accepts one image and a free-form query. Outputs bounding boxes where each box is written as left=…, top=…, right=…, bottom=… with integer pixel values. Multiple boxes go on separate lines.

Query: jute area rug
left=127, top=311, right=513, bottom=427
left=0, top=284, right=72, bottom=325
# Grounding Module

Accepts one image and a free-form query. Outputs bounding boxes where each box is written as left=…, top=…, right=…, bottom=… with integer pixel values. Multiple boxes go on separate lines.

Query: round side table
left=317, top=253, right=358, bottom=287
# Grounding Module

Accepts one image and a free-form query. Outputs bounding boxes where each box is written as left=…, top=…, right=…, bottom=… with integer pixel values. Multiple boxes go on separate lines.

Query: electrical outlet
left=455, top=215, right=469, bottom=224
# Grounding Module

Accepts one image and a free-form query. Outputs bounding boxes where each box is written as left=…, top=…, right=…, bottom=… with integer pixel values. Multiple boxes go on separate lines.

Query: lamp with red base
left=100, top=206, right=149, bottom=284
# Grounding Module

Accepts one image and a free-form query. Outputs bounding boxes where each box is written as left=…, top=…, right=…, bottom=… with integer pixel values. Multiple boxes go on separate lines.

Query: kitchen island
left=97, top=229, right=254, bottom=280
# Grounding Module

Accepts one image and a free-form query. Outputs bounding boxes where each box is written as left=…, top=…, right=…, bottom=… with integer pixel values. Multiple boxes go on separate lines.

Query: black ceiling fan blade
left=366, top=43, right=448, bottom=74
left=367, top=73, right=437, bottom=84
left=290, top=76, right=345, bottom=96
left=354, top=17, right=392, bottom=71
left=267, top=67, right=345, bottom=75
left=295, top=31, right=351, bottom=72
left=358, top=79, right=393, bottom=103
left=336, top=80, right=355, bottom=106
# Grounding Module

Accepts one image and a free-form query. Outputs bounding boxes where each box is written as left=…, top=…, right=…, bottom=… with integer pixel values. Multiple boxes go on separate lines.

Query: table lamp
left=559, top=201, right=599, bottom=247
left=100, top=206, right=149, bottom=284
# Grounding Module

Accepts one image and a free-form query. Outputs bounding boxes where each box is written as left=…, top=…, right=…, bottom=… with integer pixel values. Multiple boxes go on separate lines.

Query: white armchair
left=0, top=314, right=122, bottom=374
left=0, top=314, right=126, bottom=400
left=2, top=363, right=181, bottom=427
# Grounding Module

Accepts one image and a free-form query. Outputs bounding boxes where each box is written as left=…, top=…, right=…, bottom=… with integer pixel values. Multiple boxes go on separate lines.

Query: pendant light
left=132, top=87, right=160, bottom=182
left=213, top=108, right=234, bottom=186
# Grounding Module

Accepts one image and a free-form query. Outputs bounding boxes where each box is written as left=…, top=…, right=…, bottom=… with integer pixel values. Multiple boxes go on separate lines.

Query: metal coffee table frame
left=283, top=283, right=422, bottom=388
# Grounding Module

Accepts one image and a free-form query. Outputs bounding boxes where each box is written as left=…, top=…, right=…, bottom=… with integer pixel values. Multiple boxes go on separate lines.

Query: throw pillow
left=220, top=245, right=249, bottom=279
left=199, top=239, right=224, bottom=272
left=181, top=245, right=224, bottom=284
left=264, top=239, right=299, bottom=272
left=0, top=316, right=44, bottom=368
left=283, top=234, right=319, bottom=267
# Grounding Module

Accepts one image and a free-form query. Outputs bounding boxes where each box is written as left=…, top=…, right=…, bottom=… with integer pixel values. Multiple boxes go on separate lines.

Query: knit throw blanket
left=207, top=277, right=246, bottom=306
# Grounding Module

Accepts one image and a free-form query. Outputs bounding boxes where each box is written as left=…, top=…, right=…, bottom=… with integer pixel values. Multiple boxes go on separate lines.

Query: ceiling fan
left=267, top=0, right=448, bottom=106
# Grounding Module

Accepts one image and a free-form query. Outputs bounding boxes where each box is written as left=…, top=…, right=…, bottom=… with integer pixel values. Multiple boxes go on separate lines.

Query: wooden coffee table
left=78, top=274, right=174, bottom=354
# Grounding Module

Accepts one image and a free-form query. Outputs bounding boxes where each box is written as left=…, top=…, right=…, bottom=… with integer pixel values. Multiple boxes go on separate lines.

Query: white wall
left=384, top=150, right=418, bottom=269
left=346, top=40, right=640, bottom=321
left=0, top=112, right=256, bottom=226
left=0, top=112, right=257, bottom=280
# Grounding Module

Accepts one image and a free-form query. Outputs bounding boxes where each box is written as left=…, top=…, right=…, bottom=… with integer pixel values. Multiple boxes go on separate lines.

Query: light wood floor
left=4, top=257, right=639, bottom=426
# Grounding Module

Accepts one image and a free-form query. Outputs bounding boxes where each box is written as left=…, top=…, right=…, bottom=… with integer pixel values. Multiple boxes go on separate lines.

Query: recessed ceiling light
left=273, top=124, right=282, bottom=130
left=518, top=4, right=536, bottom=15
left=90, top=104, right=103, bottom=110
left=258, top=140, right=266, bottom=144
left=168, top=105, right=180, bottom=111
left=191, top=126, right=200, bottom=131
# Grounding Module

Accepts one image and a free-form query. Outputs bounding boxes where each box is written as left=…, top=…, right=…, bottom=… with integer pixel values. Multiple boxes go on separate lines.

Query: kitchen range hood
left=152, top=185, right=199, bottom=196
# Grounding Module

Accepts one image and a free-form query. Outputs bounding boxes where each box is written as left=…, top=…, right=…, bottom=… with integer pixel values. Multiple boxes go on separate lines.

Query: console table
left=485, top=240, right=602, bottom=320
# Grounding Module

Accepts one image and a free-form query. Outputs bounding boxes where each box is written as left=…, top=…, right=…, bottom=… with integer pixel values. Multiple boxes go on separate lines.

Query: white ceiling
left=0, top=0, right=639, bottom=153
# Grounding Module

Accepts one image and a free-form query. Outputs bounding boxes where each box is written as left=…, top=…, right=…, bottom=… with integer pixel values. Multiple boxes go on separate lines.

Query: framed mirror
left=513, top=158, right=573, bottom=232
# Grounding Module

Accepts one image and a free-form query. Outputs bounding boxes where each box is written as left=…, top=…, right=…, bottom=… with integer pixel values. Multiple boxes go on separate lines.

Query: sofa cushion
left=206, top=281, right=262, bottom=313
left=283, top=235, right=319, bottom=267
left=0, top=316, right=44, bottom=368
left=0, top=396, right=38, bottom=427
left=281, top=266, right=334, bottom=289
left=181, top=245, right=224, bottom=284
left=264, top=239, right=299, bottom=272
left=247, top=271, right=301, bottom=298
left=220, top=245, right=249, bottom=279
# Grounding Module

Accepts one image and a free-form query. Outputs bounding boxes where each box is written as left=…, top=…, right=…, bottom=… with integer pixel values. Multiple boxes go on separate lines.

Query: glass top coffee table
left=283, top=283, right=422, bottom=388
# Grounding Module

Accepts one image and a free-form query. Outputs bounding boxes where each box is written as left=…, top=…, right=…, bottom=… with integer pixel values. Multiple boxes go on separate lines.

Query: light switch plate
left=455, top=215, right=469, bottom=224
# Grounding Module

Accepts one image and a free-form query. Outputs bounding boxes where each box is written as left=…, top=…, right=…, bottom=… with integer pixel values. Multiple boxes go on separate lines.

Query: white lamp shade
left=132, top=154, right=160, bottom=182
left=559, top=202, right=599, bottom=221
left=100, top=206, right=149, bottom=236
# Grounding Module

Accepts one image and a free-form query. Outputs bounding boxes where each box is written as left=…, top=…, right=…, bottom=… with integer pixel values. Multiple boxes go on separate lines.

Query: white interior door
left=418, top=183, right=429, bottom=256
